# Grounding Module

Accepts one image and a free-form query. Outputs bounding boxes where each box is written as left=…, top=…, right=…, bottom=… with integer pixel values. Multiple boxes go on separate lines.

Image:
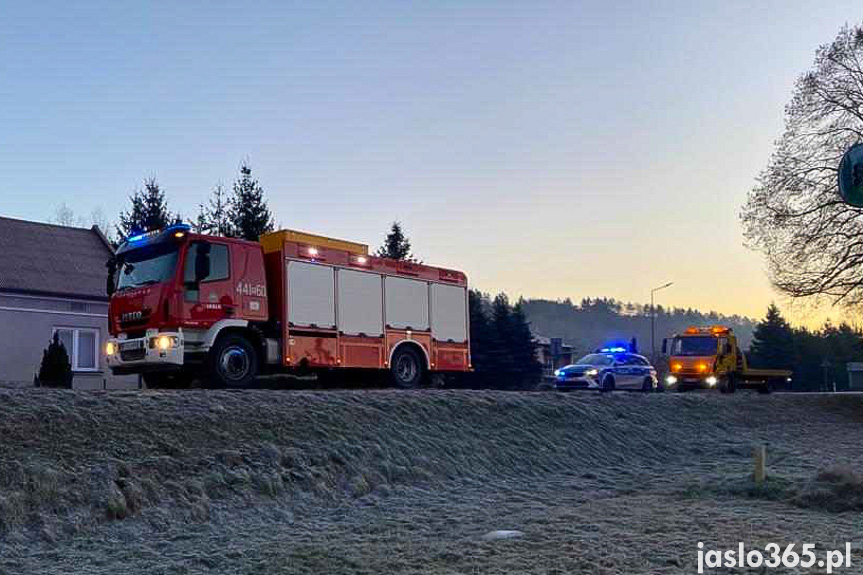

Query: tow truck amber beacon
left=104, top=224, right=470, bottom=389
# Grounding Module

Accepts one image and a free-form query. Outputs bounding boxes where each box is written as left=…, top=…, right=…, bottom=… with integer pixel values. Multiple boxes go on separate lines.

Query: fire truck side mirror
left=194, top=243, right=211, bottom=283
left=724, top=342, right=733, bottom=355
left=661, top=338, right=668, bottom=355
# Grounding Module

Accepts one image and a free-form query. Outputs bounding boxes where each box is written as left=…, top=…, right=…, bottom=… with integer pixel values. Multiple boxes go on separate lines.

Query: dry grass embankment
left=2, top=389, right=863, bottom=573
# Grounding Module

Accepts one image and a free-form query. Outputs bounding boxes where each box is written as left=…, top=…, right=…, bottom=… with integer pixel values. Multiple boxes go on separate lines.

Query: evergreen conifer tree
left=749, top=303, right=795, bottom=370
left=228, top=163, right=274, bottom=241
left=37, top=332, right=73, bottom=388
left=117, top=178, right=179, bottom=239
left=376, top=222, right=417, bottom=261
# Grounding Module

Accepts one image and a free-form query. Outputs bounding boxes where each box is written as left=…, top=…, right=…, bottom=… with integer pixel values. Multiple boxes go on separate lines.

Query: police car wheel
left=641, top=377, right=654, bottom=392
left=601, top=375, right=615, bottom=392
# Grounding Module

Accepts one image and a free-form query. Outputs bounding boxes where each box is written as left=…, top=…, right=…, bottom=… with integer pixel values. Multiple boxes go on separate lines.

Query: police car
left=553, top=347, right=658, bottom=392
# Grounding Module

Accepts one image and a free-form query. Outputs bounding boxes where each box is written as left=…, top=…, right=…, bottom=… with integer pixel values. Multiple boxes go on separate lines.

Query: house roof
left=0, top=216, right=113, bottom=301
left=531, top=333, right=574, bottom=350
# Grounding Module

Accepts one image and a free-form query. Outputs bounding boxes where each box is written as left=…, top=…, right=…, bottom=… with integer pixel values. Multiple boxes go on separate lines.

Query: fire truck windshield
left=671, top=336, right=717, bottom=357
left=116, top=244, right=179, bottom=290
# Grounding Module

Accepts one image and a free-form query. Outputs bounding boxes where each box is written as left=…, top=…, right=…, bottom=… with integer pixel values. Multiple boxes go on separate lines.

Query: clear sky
left=0, top=1, right=859, bottom=325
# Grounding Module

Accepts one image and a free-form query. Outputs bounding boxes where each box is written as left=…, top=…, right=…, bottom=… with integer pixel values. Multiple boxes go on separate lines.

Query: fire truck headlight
left=152, top=335, right=177, bottom=351
left=105, top=342, right=117, bottom=356
left=705, top=376, right=718, bottom=387
left=665, top=375, right=677, bottom=385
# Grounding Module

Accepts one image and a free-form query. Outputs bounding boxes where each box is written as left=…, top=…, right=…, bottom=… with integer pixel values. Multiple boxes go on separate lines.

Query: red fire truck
left=104, top=224, right=470, bottom=388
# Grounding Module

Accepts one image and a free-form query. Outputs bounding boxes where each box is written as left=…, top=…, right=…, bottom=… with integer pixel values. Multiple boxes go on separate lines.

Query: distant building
left=847, top=363, right=863, bottom=391
left=533, top=334, right=575, bottom=381
left=0, top=216, right=135, bottom=389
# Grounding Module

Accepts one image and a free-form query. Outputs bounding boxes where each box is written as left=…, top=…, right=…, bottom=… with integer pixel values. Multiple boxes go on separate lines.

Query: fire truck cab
left=105, top=224, right=470, bottom=389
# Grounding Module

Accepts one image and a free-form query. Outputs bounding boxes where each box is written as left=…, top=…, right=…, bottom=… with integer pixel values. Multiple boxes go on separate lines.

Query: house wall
left=0, top=292, right=137, bottom=389
left=535, top=342, right=575, bottom=381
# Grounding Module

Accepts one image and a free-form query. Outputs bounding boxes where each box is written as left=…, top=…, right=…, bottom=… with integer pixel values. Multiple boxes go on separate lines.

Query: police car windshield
left=575, top=354, right=613, bottom=366
left=671, top=336, right=717, bottom=356
left=117, top=243, right=179, bottom=290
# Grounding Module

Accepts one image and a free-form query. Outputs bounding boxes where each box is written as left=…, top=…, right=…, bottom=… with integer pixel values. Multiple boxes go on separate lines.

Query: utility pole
left=651, top=282, right=674, bottom=363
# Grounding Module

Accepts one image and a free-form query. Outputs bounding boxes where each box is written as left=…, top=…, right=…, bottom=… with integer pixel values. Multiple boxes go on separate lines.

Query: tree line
left=119, top=161, right=275, bottom=242
left=521, top=297, right=758, bottom=358
left=466, top=291, right=543, bottom=390
left=749, top=304, right=863, bottom=391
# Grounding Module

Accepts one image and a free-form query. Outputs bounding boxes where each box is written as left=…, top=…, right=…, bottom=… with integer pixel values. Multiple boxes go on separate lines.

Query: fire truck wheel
left=390, top=346, right=425, bottom=389
left=208, top=334, right=259, bottom=388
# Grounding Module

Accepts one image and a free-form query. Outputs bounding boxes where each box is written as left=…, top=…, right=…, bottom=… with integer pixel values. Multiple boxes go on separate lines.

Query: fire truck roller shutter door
left=384, top=276, right=429, bottom=331
left=430, top=284, right=467, bottom=342
left=337, top=269, right=383, bottom=336
left=287, top=261, right=336, bottom=328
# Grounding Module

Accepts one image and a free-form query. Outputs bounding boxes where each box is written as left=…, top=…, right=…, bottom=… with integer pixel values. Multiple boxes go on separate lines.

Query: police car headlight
left=665, top=375, right=678, bottom=385
left=554, top=369, right=563, bottom=377
left=585, top=368, right=599, bottom=377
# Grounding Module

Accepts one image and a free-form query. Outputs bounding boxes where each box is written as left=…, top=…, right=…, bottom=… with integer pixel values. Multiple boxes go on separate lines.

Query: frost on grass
left=794, top=466, right=863, bottom=512
left=1, top=389, right=863, bottom=573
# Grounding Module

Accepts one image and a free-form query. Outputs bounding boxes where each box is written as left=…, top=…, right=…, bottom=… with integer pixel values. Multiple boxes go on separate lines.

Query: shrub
left=36, top=332, right=73, bottom=388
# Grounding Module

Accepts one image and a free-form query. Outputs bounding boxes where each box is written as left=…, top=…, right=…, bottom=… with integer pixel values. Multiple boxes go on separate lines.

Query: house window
left=53, top=327, right=99, bottom=372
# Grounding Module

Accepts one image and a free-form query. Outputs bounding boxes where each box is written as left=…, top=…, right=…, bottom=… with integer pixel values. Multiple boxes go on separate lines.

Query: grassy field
left=2, top=389, right=863, bottom=574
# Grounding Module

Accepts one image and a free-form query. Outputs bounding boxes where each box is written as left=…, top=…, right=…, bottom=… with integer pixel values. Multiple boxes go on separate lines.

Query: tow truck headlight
left=151, top=335, right=178, bottom=351
left=665, top=375, right=677, bottom=385
left=585, top=368, right=599, bottom=377
left=705, top=375, right=718, bottom=387
left=105, top=342, right=117, bottom=356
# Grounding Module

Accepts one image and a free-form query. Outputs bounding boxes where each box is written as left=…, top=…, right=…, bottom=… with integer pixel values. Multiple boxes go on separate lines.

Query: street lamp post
left=651, top=281, right=674, bottom=362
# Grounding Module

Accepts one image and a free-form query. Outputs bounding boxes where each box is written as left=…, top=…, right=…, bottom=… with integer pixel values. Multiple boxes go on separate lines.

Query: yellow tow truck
left=661, top=326, right=792, bottom=393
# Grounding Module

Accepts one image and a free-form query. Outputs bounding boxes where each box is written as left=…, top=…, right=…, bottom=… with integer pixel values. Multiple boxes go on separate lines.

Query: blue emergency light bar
left=127, top=223, right=190, bottom=242
left=118, top=223, right=192, bottom=254
left=596, top=338, right=638, bottom=354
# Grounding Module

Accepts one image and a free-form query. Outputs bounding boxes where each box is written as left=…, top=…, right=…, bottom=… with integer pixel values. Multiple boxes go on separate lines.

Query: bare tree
left=51, top=203, right=82, bottom=227
left=206, top=183, right=234, bottom=237
left=742, top=24, right=863, bottom=306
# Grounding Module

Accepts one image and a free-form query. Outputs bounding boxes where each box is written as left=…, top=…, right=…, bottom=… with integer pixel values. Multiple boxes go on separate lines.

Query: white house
left=0, top=216, right=135, bottom=389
